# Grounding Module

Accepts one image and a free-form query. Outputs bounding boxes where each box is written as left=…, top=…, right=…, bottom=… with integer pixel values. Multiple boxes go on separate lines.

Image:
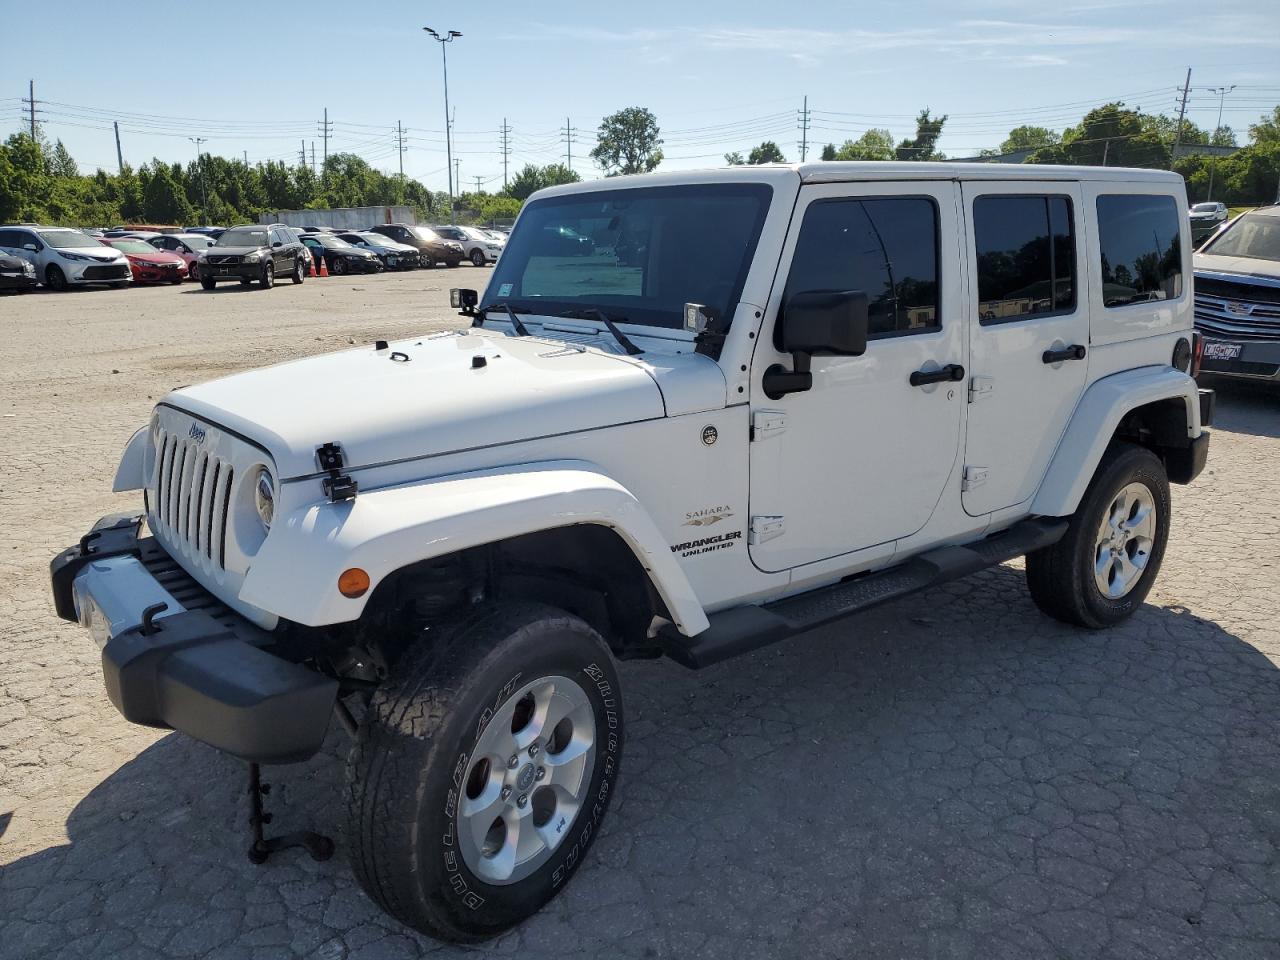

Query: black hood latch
left=316, top=442, right=358, bottom=502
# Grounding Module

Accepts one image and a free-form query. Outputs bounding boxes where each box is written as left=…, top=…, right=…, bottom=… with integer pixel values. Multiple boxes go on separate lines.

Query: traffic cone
left=318, top=256, right=329, bottom=278
left=309, top=257, right=317, bottom=278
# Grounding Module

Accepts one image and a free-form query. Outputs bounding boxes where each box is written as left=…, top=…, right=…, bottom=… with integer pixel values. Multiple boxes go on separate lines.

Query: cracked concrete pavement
left=2, top=274, right=1279, bottom=959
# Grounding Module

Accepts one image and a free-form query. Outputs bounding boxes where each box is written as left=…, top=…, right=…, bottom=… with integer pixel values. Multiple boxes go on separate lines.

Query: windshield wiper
left=498, top=302, right=531, bottom=337
left=560, top=308, right=643, bottom=356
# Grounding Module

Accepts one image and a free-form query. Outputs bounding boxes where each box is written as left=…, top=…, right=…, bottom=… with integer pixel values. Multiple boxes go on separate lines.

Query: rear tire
left=292, top=258, right=305, bottom=284
left=346, top=602, right=623, bottom=942
left=1026, top=443, right=1170, bottom=628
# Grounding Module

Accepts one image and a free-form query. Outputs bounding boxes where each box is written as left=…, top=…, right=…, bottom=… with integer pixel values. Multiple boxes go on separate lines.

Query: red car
left=99, top=237, right=186, bottom=284
left=148, top=233, right=214, bottom=280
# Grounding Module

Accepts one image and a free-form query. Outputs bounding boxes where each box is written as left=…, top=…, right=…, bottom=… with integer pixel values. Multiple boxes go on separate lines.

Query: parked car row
left=0, top=219, right=502, bottom=291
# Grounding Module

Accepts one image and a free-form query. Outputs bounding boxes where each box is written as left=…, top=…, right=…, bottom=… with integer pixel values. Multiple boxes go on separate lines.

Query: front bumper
left=132, top=262, right=185, bottom=283
left=201, top=259, right=267, bottom=280
left=67, top=261, right=131, bottom=284
left=51, top=515, right=337, bottom=763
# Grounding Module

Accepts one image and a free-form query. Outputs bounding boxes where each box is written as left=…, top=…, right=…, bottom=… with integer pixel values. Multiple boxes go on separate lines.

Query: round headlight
left=254, top=468, right=275, bottom=530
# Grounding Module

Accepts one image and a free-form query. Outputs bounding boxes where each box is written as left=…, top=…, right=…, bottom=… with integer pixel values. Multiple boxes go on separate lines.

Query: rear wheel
left=189, top=262, right=200, bottom=281
left=1026, top=443, right=1171, bottom=628
left=332, top=257, right=347, bottom=275
left=292, top=257, right=305, bottom=284
left=347, top=602, right=623, bottom=942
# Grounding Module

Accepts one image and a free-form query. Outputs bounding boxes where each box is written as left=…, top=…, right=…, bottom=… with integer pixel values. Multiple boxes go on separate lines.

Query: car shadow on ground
left=3, top=565, right=1280, bottom=960
left=1200, top=375, right=1280, bottom=440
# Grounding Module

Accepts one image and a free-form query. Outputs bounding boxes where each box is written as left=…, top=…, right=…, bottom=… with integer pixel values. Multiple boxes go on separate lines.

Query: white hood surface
left=1194, top=252, right=1280, bottom=280
left=167, top=329, right=673, bottom=478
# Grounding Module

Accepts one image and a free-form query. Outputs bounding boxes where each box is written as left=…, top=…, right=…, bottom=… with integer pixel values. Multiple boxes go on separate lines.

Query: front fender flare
left=1032, top=365, right=1201, bottom=517
left=112, top=426, right=149, bottom=493
left=238, top=460, right=710, bottom=636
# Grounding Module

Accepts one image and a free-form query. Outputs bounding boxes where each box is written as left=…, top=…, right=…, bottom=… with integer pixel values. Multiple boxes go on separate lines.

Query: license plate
left=1203, top=342, right=1241, bottom=361
left=387, top=257, right=398, bottom=266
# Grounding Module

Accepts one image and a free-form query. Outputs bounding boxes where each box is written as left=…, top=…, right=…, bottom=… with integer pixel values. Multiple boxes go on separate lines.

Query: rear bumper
left=50, top=515, right=337, bottom=763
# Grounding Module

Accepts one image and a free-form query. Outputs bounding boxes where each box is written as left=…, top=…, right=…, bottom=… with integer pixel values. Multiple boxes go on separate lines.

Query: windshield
left=179, top=235, right=213, bottom=248
left=38, top=229, right=100, bottom=249
left=411, top=226, right=441, bottom=242
left=1191, top=203, right=1219, bottom=212
left=484, top=183, right=773, bottom=329
left=216, top=227, right=268, bottom=247
left=108, top=239, right=159, bottom=254
left=1202, top=213, right=1280, bottom=263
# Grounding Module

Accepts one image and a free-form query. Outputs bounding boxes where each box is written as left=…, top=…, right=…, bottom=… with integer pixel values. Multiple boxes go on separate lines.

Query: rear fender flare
left=1032, top=366, right=1200, bottom=517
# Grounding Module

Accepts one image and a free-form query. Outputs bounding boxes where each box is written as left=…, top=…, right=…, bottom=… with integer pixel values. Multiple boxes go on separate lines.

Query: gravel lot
left=2, top=273, right=1279, bottom=960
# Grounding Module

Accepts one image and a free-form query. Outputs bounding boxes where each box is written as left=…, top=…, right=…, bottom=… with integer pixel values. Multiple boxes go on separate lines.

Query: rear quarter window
left=1096, top=194, right=1183, bottom=308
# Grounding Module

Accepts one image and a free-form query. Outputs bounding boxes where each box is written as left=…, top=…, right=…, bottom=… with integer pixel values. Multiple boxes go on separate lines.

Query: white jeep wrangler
left=52, top=162, right=1213, bottom=941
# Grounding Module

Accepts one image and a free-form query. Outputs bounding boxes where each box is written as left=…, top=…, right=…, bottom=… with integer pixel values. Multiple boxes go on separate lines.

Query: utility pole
left=243, top=150, right=248, bottom=167
left=310, top=141, right=316, bottom=174
left=114, top=121, right=124, bottom=172
left=474, top=175, right=483, bottom=194
left=797, top=95, right=811, bottom=162
left=1206, top=85, right=1237, bottom=201
left=500, top=118, right=512, bottom=190
left=396, top=121, right=407, bottom=180
left=1102, top=138, right=1111, bottom=166
left=1170, top=67, right=1192, bottom=168
left=453, top=158, right=461, bottom=200
left=317, top=108, right=333, bottom=177
left=300, top=139, right=307, bottom=169
left=189, top=137, right=208, bottom=217
left=23, top=80, right=40, bottom=140
left=562, top=117, right=577, bottom=172
left=424, top=28, right=462, bottom=221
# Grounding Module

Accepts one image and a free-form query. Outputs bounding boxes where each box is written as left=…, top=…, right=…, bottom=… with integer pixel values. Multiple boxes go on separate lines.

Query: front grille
left=206, top=255, right=239, bottom=265
left=138, top=538, right=240, bottom=629
left=1194, top=279, right=1280, bottom=340
left=83, top=264, right=130, bottom=281
left=153, top=427, right=234, bottom=569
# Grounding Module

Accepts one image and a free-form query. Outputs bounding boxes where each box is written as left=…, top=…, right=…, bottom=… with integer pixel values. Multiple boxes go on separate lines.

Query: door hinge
left=316, top=442, right=358, bottom=502
left=968, top=376, right=994, bottom=403
left=751, top=409, right=787, bottom=441
left=749, top=515, right=785, bottom=544
left=961, top=465, right=989, bottom=492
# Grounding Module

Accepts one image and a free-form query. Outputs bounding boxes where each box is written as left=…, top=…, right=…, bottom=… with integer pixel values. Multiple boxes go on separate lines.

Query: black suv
left=198, top=223, right=306, bottom=290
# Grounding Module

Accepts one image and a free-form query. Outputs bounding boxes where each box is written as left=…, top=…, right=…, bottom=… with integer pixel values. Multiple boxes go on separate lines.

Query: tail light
left=1190, top=332, right=1204, bottom=377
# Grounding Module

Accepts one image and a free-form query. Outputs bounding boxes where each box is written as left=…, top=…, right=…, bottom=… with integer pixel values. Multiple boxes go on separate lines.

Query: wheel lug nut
left=500, top=786, right=512, bottom=800
left=508, top=755, right=519, bottom=769
left=535, top=767, right=545, bottom=781
left=517, top=794, right=528, bottom=808
left=529, top=743, right=540, bottom=758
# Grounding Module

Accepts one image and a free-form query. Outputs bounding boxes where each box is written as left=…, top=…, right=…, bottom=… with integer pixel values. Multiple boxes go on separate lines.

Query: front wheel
left=346, top=602, right=623, bottom=942
left=470, top=249, right=486, bottom=267
left=45, top=264, right=68, bottom=291
left=1026, top=443, right=1171, bottom=628
left=260, top=262, right=274, bottom=288
left=200, top=276, right=216, bottom=291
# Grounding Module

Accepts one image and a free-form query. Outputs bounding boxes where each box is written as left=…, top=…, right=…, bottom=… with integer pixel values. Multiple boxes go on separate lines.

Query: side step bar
left=660, top=518, right=1068, bottom=669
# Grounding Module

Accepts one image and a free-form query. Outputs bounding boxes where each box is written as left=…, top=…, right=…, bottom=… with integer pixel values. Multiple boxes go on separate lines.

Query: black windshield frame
left=483, top=182, right=774, bottom=330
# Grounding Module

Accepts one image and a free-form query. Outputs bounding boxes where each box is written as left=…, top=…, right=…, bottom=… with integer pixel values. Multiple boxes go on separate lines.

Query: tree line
left=3, top=102, right=1278, bottom=228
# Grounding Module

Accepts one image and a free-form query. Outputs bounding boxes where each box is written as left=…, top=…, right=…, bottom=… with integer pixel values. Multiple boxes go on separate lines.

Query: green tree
left=505, top=163, right=581, bottom=201
left=141, top=162, right=196, bottom=224
left=49, top=140, right=79, bottom=178
left=1250, top=106, right=1280, bottom=145
left=747, top=141, right=786, bottom=164
left=999, top=126, right=1060, bottom=155
left=590, top=107, right=663, bottom=176
left=1028, top=103, right=1169, bottom=168
left=1211, top=125, right=1237, bottom=147
left=823, top=129, right=895, bottom=161
left=724, top=150, right=745, bottom=165
left=896, top=109, right=947, bottom=161
left=1, top=134, right=53, bottom=221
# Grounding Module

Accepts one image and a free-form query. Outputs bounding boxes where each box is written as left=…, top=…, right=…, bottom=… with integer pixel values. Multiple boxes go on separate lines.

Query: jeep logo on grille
left=188, top=423, right=207, bottom=444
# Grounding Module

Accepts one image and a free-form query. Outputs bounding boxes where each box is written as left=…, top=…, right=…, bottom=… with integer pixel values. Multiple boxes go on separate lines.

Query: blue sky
left=2, top=0, right=1278, bottom=192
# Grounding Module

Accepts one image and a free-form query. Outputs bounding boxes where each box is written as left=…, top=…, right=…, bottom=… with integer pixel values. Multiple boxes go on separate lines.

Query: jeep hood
left=166, top=330, right=674, bottom=478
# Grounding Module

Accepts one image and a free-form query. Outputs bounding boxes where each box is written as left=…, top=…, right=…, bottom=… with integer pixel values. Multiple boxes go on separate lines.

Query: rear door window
left=1096, top=194, right=1183, bottom=307
left=973, top=195, right=1076, bottom=324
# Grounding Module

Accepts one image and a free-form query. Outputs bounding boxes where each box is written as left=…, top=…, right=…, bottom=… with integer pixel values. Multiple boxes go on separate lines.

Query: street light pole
left=1206, top=84, right=1236, bottom=202
left=424, top=27, right=462, bottom=223
left=188, top=136, right=208, bottom=220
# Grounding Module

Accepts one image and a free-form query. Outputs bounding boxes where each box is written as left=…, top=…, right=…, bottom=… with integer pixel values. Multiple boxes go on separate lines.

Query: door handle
left=1042, top=344, right=1087, bottom=364
left=909, top=363, right=965, bottom=387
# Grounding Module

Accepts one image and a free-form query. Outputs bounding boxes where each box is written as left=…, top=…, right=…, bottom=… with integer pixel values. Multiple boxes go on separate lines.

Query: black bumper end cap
left=104, top=610, right=338, bottom=764
left=1167, top=431, right=1210, bottom=485
left=50, top=514, right=144, bottom=622
left=1198, top=388, right=1216, bottom=428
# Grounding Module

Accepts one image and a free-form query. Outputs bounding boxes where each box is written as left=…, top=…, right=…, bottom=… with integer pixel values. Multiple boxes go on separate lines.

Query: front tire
left=260, top=262, right=274, bottom=288
left=45, top=264, right=68, bottom=291
left=200, top=276, right=216, bottom=290
left=470, top=249, right=486, bottom=267
left=346, top=602, right=623, bottom=942
left=1026, top=443, right=1171, bottom=628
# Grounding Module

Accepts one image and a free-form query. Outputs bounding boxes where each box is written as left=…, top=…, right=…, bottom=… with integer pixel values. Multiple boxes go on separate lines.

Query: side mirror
left=23, top=242, right=39, bottom=253
left=272, top=241, right=283, bottom=248
left=450, top=287, right=478, bottom=316
left=764, top=290, right=869, bottom=399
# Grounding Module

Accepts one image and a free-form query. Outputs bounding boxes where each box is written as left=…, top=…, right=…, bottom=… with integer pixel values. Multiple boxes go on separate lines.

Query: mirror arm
left=761, top=350, right=814, bottom=400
